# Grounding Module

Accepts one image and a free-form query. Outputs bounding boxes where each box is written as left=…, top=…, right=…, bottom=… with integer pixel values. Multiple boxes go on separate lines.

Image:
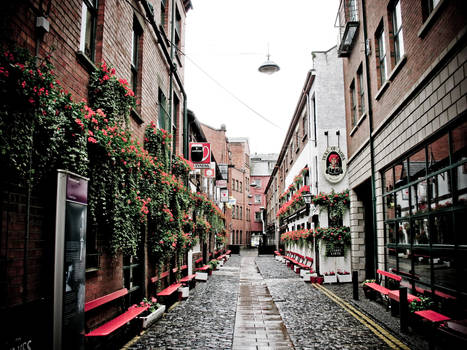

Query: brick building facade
left=0, top=1, right=200, bottom=348
left=338, top=0, right=466, bottom=310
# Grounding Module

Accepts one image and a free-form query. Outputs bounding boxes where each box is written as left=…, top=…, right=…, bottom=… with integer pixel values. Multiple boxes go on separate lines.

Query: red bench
left=415, top=310, right=451, bottom=323
left=151, top=270, right=182, bottom=306
left=85, top=288, right=148, bottom=337
left=363, top=269, right=402, bottom=308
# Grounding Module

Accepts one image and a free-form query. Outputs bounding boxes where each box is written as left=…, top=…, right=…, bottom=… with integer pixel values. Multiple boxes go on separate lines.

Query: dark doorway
left=355, top=179, right=375, bottom=279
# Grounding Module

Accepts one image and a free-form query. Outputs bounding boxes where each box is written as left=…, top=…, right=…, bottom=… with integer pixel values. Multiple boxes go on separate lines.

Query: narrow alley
left=128, top=250, right=417, bottom=350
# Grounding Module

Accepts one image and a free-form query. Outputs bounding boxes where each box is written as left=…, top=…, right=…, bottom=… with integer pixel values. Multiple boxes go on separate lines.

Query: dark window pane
left=428, top=133, right=449, bottom=172
left=413, top=218, right=429, bottom=245
left=396, top=247, right=412, bottom=277
left=411, top=181, right=429, bottom=214
left=395, top=190, right=410, bottom=218
left=433, top=250, right=456, bottom=291
left=384, top=194, right=395, bottom=220
left=455, top=164, right=467, bottom=201
left=397, top=220, right=410, bottom=244
left=456, top=210, right=467, bottom=245
left=386, top=222, right=396, bottom=244
left=452, top=120, right=467, bottom=163
left=409, top=148, right=426, bottom=183
left=394, top=160, right=408, bottom=189
left=384, top=168, right=393, bottom=193
left=429, top=172, right=451, bottom=208
left=433, top=213, right=454, bottom=245
left=387, top=247, right=397, bottom=271
left=458, top=249, right=467, bottom=293
left=413, top=249, right=431, bottom=285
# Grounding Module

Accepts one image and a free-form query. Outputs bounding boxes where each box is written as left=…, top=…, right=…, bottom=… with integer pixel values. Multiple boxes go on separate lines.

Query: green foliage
left=314, top=226, right=351, bottom=254
left=0, top=47, right=225, bottom=262
left=409, top=296, right=434, bottom=313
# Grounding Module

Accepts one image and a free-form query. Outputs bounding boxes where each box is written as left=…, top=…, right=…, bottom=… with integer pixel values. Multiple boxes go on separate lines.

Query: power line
left=125, top=0, right=281, bottom=130
left=183, top=54, right=282, bottom=130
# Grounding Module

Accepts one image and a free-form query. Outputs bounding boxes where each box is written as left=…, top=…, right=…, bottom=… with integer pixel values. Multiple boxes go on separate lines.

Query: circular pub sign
left=322, top=146, right=347, bottom=183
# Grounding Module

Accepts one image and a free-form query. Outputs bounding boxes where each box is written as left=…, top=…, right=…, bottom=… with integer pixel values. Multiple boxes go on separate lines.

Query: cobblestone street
left=128, top=251, right=414, bottom=350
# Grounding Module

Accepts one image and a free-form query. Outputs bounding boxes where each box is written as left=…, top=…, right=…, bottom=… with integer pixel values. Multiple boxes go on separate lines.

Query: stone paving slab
left=256, top=256, right=394, bottom=350
left=128, top=256, right=241, bottom=350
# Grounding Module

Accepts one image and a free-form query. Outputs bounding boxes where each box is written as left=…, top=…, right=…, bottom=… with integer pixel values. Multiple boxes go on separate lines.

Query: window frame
left=376, top=27, right=388, bottom=87
left=79, top=0, right=98, bottom=62
left=391, top=1, right=405, bottom=65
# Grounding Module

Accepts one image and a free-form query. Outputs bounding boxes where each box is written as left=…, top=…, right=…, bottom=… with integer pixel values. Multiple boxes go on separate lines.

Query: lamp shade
left=258, top=58, right=280, bottom=74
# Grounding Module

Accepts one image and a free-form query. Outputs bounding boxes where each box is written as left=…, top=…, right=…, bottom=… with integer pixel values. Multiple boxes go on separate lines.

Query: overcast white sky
left=184, top=0, right=340, bottom=155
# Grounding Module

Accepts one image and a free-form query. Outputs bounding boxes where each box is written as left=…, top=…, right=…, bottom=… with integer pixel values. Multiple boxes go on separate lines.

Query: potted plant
left=209, top=259, right=219, bottom=271
left=138, top=297, right=166, bottom=329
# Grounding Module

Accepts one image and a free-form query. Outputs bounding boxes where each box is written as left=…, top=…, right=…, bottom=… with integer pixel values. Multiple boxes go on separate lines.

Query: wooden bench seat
left=85, top=288, right=145, bottom=337
left=365, top=282, right=391, bottom=296
left=157, top=282, right=182, bottom=297
left=388, top=289, right=420, bottom=303
left=86, top=304, right=148, bottom=337
left=85, top=288, right=128, bottom=312
left=415, top=310, right=451, bottom=323
left=196, top=264, right=210, bottom=272
left=180, top=274, right=196, bottom=283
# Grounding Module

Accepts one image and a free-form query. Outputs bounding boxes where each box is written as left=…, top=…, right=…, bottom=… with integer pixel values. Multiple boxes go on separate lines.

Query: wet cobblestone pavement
left=129, top=252, right=414, bottom=349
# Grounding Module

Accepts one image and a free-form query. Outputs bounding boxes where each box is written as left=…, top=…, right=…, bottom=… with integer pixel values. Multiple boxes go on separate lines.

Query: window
left=382, top=119, right=467, bottom=295
left=255, top=211, right=262, bottom=222
left=295, top=127, right=300, bottom=152
left=174, top=8, right=182, bottom=50
left=240, top=181, right=242, bottom=193
left=79, top=0, right=98, bottom=61
left=158, top=89, right=168, bottom=130
left=161, top=0, right=168, bottom=30
left=311, top=95, right=317, bottom=146
left=302, top=111, right=308, bottom=138
left=350, top=81, right=357, bottom=127
left=357, top=67, right=365, bottom=116
left=376, top=28, right=388, bottom=86
left=391, top=1, right=404, bottom=64
left=240, top=206, right=242, bottom=219
left=131, top=17, right=142, bottom=96
left=425, top=0, right=441, bottom=17
left=123, top=255, right=142, bottom=304
left=255, top=195, right=261, bottom=203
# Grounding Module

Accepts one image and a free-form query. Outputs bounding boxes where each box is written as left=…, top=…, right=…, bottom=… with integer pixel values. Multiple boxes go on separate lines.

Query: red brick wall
left=0, top=0, right=190, bottom=327
left=345, top=0, right=466, bottom=158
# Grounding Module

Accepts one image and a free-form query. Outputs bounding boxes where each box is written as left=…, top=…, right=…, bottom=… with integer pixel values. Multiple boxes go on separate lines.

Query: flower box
left=138, top=304, right=166, bottom=329
left=337, top=273, right=352, bottom=283
left=195, top=271, right=208, bottom=281
left=323, top=274, right=337, bottom=284
left=178, top=286, right=189, bottom=299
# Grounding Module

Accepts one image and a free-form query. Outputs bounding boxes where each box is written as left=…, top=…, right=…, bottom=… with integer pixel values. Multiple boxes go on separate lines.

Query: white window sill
left=388, top=55, right=407, bottom=82
left=349, top=113, right=367, bottom=136
left=375, top=80, right=390, bottom=101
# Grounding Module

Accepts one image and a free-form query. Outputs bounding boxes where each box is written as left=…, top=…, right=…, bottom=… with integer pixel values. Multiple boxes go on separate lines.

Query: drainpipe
left=361, top=0, right=378, bottom=277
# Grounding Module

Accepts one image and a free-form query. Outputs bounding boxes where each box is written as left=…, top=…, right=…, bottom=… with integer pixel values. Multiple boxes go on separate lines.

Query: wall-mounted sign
left=322, top=146, right=346, bottom=183
left=220, top=188, right=228, bottom=202
left=218, top=164, right=228, bottom=180
left=189, top=142, right=211, bottom=168
left=216, top=180, right=227, bottom=188
left=204, top=168, right=215, bottom=178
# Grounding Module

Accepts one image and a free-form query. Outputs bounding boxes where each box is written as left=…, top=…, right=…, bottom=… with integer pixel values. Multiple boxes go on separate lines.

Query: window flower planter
left=138, top=304, right=166, bottom=329
left=337, top=273, right=352, bottom=283
left=324, top=273, right=337, bottom=284
left=178, top=286, right=189, bottom=299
